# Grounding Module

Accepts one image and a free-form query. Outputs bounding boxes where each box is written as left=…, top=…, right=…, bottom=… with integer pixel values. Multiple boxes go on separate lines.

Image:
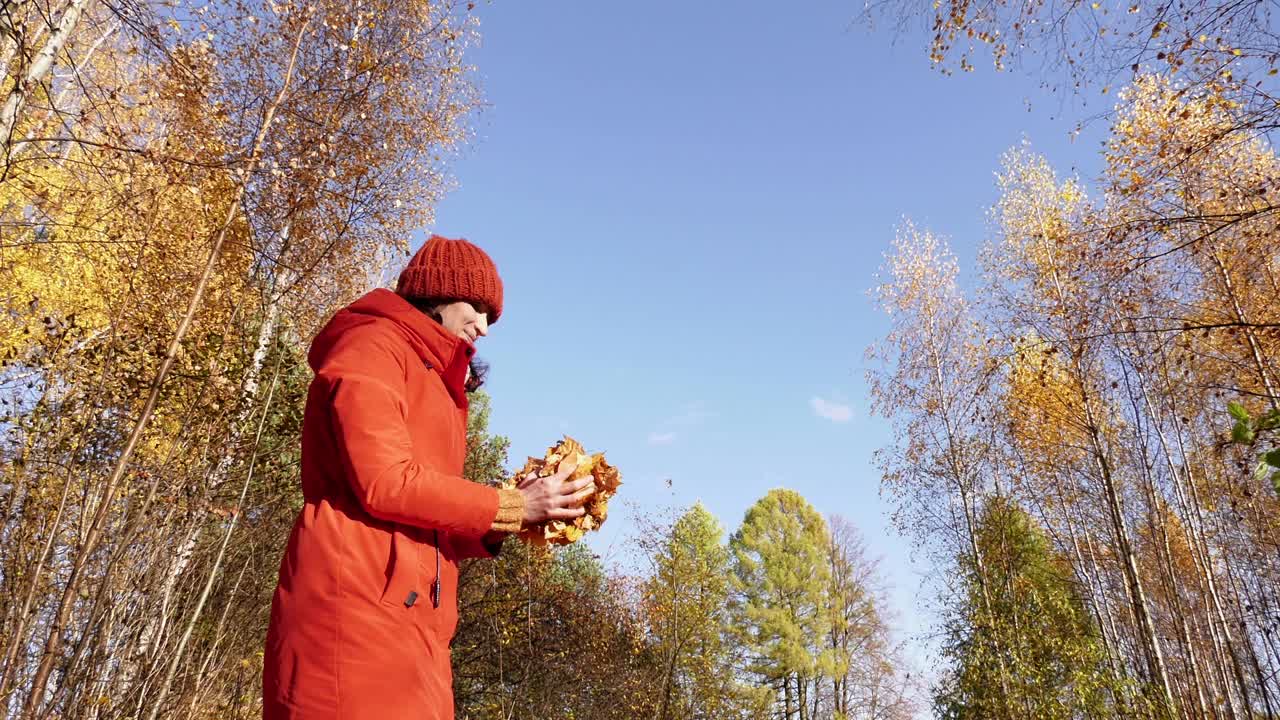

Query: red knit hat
left=395, top=235, right=504, bottom=323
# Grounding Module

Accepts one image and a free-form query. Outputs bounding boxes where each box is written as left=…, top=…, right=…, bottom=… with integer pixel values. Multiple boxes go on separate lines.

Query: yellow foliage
left=0, top=164, right=125, bottom=360
left=0, top=110, right=253, bottom=474
left=993, top=144, right=1094, bottom=306
left=1005, top=336, right=1088, bottom=464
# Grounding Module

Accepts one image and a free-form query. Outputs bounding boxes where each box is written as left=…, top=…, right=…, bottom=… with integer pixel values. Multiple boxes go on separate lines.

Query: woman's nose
left=475, top=314, right=489, bottom=336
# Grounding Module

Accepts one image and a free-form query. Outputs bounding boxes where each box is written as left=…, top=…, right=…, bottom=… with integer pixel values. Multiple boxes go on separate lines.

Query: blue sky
left=425, top=0, right=1109, bottom=676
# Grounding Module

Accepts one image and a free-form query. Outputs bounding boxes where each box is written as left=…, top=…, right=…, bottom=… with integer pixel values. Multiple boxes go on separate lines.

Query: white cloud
left=810, top=396, right=853, bottom=423
left=647, top=431, right=677, bottom=446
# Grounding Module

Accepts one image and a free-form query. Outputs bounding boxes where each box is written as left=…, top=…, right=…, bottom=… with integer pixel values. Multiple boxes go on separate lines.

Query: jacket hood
left=308, top=289, right=475, bottom=381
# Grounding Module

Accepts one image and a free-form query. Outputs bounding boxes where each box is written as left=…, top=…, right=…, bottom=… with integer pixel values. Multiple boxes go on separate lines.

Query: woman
left=263, top=235, right=593, bottom=719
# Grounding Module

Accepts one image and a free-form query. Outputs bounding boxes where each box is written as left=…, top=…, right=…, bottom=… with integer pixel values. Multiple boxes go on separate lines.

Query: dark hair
left=404, top=295, right=449, bottom=319
left=405, top=295, right=489, bottom=392
left=465, top=357, right=489, bottom=393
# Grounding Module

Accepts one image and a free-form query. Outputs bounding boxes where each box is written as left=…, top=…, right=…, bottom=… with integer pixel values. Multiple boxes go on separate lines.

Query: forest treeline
left=0, top=0, right=916, bottom=715
left=3, top=0, right=1278, bottom=717
left=868, top=2, right=1280, bottom=717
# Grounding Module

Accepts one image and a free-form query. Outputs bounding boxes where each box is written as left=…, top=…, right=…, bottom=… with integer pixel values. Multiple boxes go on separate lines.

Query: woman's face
left=435, top=300, right=490, bottom=345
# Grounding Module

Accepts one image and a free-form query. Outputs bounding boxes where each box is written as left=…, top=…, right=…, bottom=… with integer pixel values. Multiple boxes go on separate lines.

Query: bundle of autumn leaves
left=505, top=436, right=621, bottom=546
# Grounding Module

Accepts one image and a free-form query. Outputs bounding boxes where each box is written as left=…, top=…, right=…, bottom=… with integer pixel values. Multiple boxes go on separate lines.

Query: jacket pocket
left=378, top=528, right=422, bottom=609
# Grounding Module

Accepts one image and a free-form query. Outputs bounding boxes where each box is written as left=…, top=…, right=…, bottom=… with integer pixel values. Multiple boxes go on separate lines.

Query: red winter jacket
left=263, top=289, right=505, bottom=719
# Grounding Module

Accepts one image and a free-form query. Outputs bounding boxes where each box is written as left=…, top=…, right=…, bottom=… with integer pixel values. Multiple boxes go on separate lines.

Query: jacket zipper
left=417, top=355, right=453, bottom=612
left=432, top=530, right=441, bottom=608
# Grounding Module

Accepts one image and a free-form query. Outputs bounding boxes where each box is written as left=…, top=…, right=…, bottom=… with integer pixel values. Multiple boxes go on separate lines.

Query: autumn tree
left=639, top=502, right=768, bottom=720
left=822, top=515, right=917, bottom=720
left=729, top=489, right=839, bottom=720
left=934, top=496, right=1123, bottom=719
left=868, top=0, right=1279, bottom=135
left=0, top=0, right=482, bottom=714
left=869, top=73, right=1280, bottom=720
left=867, top=223, right=1025, bottom=718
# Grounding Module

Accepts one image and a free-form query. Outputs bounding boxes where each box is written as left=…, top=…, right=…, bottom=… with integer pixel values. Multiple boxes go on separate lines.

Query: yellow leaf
left=514, top=436, right=623, bottom=547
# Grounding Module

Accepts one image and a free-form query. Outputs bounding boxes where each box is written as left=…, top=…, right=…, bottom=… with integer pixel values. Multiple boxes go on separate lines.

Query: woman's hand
left=516, top=462, right=596, bottom=526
